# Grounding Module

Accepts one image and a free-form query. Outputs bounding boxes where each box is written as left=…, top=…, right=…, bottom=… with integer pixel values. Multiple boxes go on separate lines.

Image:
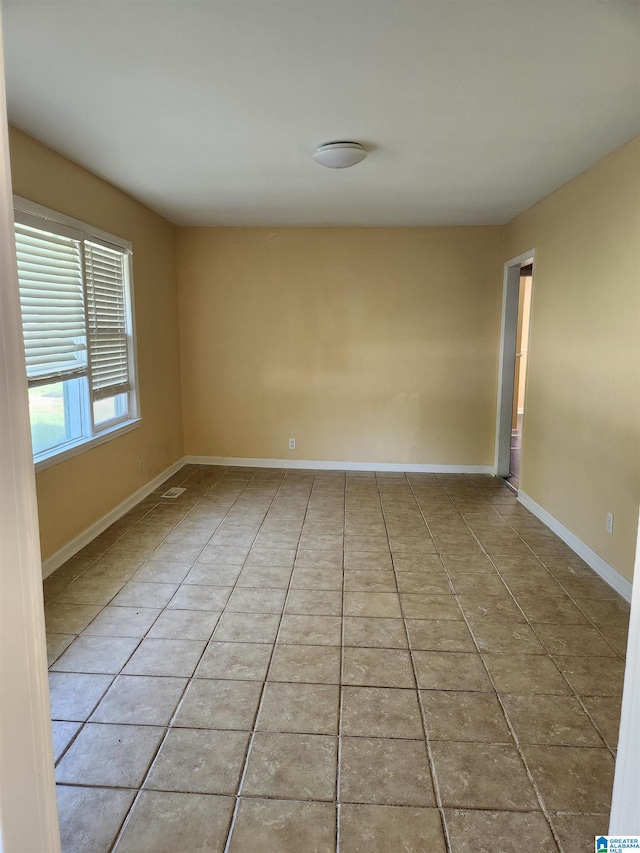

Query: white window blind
left=15, top=223, right=87, bottom=386
left=14, top=198, right=139, bottom=466
left=85, top=240, right=130, bottom=401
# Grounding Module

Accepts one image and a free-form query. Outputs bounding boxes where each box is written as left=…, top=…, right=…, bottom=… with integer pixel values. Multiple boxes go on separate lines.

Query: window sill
left=33, top=418, right=142, bottom=473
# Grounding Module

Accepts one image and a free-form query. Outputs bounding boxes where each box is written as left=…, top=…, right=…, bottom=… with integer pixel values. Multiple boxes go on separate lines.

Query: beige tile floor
left=44, top=466, right=629, bottom=852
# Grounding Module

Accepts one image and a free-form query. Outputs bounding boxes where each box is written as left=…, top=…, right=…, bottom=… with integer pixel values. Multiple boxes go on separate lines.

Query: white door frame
left=494, top=249, right=535, bottom=477
left=609, top=509, right=640, bottom=833
left=0, top=13, right=61, bottom=851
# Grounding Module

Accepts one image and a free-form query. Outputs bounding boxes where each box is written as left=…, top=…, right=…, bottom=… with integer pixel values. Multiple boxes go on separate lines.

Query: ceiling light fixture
left=313, top=141, right=367, bottom=169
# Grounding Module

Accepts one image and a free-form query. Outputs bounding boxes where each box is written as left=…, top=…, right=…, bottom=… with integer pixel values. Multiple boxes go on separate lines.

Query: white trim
left=42, top=456, right=186, bottom=578
left=185, top=455, right=494, bottom=474
left=494, top=249, right=535, bottom=477
left=609, top=508, right=640, bottom=833
left=124, top=249, right=140, bottom=421
left=0, top=17, right=61, bottom=848
left=504, top=250, right=536, bottom=269
left=34, top=417, right=141, bottom=473
left=518, top=490, right=632, bottom=602
left=14, top=195, right=132, bottom=251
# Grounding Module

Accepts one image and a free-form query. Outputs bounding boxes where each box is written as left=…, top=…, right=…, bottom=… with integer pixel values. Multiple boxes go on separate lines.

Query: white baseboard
left=609, top=507, right=640, bottom=832
left=42, top=456, right=187, bottom=579
left=518, top=490, right=632, bottom=602
left=185, top=455, right=494, bottom=475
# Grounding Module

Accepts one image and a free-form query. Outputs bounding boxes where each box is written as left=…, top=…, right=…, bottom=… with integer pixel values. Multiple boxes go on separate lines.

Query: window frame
left=14, top=196, right=141, bottom=472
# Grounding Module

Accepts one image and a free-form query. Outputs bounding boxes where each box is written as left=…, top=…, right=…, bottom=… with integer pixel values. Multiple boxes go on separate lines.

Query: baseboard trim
left=185, top=455, right=494, bottom=475
left=518, top=491, right=632, bottom=602
left=41, top=456, right=187, bottom=579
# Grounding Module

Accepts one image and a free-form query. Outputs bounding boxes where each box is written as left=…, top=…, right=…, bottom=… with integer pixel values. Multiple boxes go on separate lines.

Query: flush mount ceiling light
left=313, top=141, right=367, bottom=169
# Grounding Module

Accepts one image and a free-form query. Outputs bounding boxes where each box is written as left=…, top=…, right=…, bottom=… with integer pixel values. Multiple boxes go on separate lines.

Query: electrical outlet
left=288, top=438, right=296, bottom=451
left=139, top=460, right=144, bottom=475
left=606, top=512, right=614, bottom=534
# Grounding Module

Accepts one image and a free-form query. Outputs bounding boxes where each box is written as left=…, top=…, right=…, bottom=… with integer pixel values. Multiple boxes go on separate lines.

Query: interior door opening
left=495, top=251, right=534, bottom=487
left=505, top=263, right=533, bottom=491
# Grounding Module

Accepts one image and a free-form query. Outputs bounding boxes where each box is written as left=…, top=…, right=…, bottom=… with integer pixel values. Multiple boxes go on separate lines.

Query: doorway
left=495, top=251, right=534, bottom=487
left=506, top=263, right=533, bottom=490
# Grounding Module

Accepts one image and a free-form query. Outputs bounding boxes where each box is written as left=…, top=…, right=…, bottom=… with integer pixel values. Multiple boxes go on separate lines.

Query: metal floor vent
left=161, top=487, right=186, bottom=499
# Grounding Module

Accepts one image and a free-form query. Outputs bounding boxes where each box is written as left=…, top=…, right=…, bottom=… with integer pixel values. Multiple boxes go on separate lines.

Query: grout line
left=462, top=482, right=623, bottom=761
left=335, top=473, right=352, bottom=852
left=70, top=463, right=224, bottom=848
left=438, top=477, right=624, bottom=761
left=376, top=473, right=454, bottom=853
left=108, top=464, right=288, bottom=851
left=427, top=474, right=568, bottom=850
left=222, top=468, right=319, bottom=853
left=52, top=467, right=239, bottom=767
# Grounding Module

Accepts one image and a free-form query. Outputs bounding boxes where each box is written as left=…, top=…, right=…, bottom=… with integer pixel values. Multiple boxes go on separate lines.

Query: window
left=14, top=198, right=139, bottom=468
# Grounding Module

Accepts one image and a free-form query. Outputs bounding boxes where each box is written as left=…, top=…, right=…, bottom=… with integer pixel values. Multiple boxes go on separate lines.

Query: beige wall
left=505, top=135, right=640, bottom=582
left=177, top=227, right=503, bottom=465
left=9, top=127, right=184, bottom=562
left=11, top=124, right=638, bottom=585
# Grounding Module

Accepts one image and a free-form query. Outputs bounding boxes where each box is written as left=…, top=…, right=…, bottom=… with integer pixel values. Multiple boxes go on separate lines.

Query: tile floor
left=44, top=466, right=630, bottom=852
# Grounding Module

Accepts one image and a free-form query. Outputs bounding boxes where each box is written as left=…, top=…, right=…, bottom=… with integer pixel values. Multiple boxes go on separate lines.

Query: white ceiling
left=3, top=1, right=639, bottom=226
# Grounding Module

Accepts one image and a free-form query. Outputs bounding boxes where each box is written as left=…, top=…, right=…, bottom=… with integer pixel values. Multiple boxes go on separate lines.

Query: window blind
left=15, top=223, right=87, bottom=386
left=84, top=240, right=130, bottom=401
